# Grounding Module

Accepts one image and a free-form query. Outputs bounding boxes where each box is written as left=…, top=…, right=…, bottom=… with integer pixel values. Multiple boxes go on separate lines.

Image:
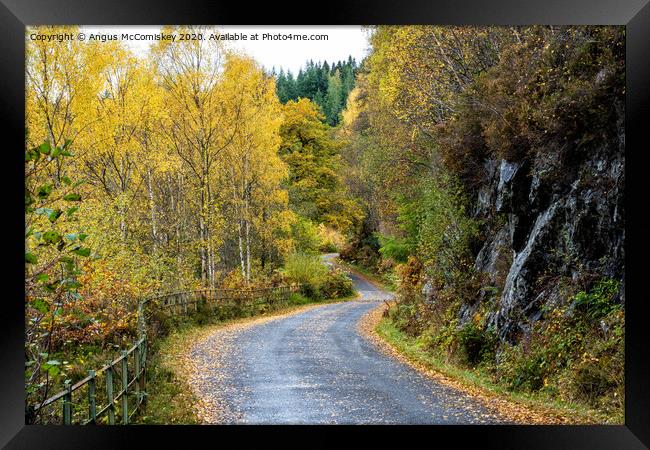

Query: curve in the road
left=187, top=256, right=509, bottom=424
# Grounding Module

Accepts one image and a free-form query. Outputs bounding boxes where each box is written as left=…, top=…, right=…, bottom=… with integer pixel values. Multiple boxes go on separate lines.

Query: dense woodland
left=338, top=25, right=625, bottom=421
left=25, top=25, right=625, bottom=422
left=274, top=58, right=358, bottom=125
left=24, top=25, right=358, bottom=417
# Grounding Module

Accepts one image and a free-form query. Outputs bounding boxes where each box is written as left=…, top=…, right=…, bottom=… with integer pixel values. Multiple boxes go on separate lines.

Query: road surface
left=187, top=254, right=507, bottom=424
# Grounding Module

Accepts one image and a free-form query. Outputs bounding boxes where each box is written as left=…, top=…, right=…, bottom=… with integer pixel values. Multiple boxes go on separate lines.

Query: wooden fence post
left=106, top=363, right=115, bottom=425
left=141, top=336, right=147, bottom=412
left=137, top=300, right=145, bottom=338
left=63, top=380, right=72, bottom=425
left=88, top=370, right=96, bottom=424
left=134, top=344, right=141, bottom=409
left=121, top=350, right=129, bottom=424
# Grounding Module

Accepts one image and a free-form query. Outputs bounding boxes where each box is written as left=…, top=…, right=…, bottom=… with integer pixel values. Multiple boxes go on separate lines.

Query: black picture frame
left=2, top=1, right=648, bottom=448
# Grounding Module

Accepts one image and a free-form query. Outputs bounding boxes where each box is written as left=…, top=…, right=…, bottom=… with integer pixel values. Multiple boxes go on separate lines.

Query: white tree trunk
left=147, top=167, right=157, bottom=252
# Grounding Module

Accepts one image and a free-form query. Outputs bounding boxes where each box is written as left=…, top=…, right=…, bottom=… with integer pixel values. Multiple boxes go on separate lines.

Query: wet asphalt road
left=190, top=254, right=507, bottom=424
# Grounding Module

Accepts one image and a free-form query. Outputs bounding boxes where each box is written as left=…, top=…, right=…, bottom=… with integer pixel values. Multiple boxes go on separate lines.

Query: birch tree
left=154, top=26, right=241, bottom=286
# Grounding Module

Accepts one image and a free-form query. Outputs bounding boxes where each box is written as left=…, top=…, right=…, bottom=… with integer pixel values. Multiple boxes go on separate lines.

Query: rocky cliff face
left=459, top=100, right=625, bottom=343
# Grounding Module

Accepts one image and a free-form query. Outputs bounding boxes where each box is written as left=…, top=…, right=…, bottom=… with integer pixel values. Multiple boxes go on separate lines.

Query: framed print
left=1, top=0, right=649, bottom=448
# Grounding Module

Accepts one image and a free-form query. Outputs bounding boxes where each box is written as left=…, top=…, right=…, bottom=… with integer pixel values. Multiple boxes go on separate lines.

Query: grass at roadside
left=336, top=259, right=397, bottom=292
left=138, top=293, right=358, bottom=424
left=374, top=314, right=620, bottom=425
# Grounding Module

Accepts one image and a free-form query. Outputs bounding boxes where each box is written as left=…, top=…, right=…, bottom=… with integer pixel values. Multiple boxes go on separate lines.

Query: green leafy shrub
left=290, top=218, right=321, bottom=254
left=287, top=293, right=311, bottom=305
left=339, top=229, right=381, bottom=269
left=509, top=352, right=547, bottom=391
left=566, top=307, right=624, bottom=409
left=456, top=322, right=497, bottom=366
left=497, top=311, right=584, bottom=394
left=282, top=253, right=328, bottom=299
left=299, top=283, right=322, bottom=300
left=377, top=233, right=412, bottom=263
left=396, top=256, right=424, bottom=295
left=392, top=175, right=479, bottom=306
left=190, top=300, right=215, bottom=326
left=389, top=303, right=416, bottom=335
left=320, top=268, right=355, bottom=299
left=495, top=279, right=624, bottom=417
left=573, top=278, right=621, bottom=320
left=389, top=299, right=427, bottom=338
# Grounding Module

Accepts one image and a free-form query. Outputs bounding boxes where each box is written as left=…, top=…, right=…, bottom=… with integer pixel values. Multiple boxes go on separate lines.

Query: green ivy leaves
left=42, top=360, right=61, bottom=378
left=25, top=252, right=38, bottom=264
left=42, top=231, right=62, bottom=245
left=26, top=139, right=92, bottom=270
left=37, top=184, right=53, bottom=198
left=63, top=193, right=81, bottom=201
left=71, top=247, right=91, bottom=257
left=26, top=140, right=83, bottom=211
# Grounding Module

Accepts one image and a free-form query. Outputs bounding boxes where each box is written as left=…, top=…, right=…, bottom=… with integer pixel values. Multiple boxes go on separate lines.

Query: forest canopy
left=25, top=25, right=361, bottom=414
left=25, top=24, right=625, bottom=424
left=275, top=58, right=358, bottom=126
left=338, top=25, right=624, bottom=421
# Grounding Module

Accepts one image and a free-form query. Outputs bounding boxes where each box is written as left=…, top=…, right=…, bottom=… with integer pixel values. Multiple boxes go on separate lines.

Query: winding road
left=187, top=254, right=508, bottom=424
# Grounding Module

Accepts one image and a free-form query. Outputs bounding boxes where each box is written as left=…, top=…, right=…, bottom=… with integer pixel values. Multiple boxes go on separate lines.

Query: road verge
left=145, top=295, right=358, bottom=424
left=357, top=302, right=604, bottom=425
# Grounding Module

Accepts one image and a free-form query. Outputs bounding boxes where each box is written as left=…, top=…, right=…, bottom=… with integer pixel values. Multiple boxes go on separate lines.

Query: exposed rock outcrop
left=466, top=102, right=625, bottom=342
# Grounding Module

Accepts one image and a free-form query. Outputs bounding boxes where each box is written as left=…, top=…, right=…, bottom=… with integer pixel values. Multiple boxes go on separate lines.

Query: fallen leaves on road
left=160, top=302, right=345, bottom=424
left=357, top=302, right=579, bottom=425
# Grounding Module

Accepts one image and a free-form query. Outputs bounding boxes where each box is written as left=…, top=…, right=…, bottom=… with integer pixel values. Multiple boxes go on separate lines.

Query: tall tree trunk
left=119, top=202, right=128, bottom=242
left=229, top=165, right=247, bottom=282
left=147, top=167, right=157, bottom=253
left=198, top=142, right=211, bottom=286
left=199, top=174, right=208, bottom=285
left=207, top=237, right=214, bottom=287
left=237, top=217, right=246, bottom=282
left=260, top=206, right=268, bottom=270
left=245, top=216, right=251, bottom=283
left=175, top=173, right=183, bottom=288
left=244, top=156, right=251, bottom=283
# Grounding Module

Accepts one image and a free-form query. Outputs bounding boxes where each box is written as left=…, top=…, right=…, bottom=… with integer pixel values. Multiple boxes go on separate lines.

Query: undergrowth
left=377, top=311, right=620, bottom=424
left=384, top=277, right=624, bottom=424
